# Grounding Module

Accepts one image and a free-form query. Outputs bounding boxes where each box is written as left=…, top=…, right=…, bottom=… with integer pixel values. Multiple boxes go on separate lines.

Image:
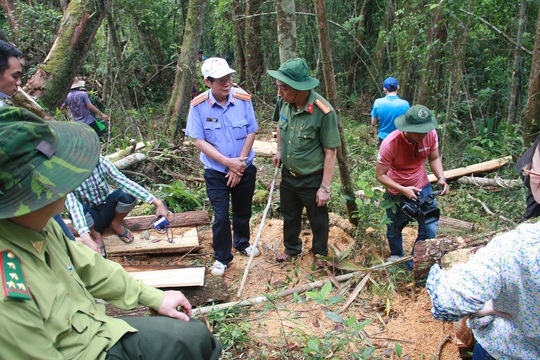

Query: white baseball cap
left=201, top=57, right=236, bottom=79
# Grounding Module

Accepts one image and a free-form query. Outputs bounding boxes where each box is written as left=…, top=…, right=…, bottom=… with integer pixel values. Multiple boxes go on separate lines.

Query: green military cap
left=267, top=58, right=319, bottom=91
left=0, top=107, right=100, bottom=219
left=394, top=104, right=439, bottom=133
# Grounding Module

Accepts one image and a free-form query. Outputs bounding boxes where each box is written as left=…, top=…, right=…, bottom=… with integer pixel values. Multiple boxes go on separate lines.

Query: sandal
left=114, top=223, right=134, bottom=244
left=276, top=253, right=294, bottom=263
left=99, top=244, right=108, bottom=259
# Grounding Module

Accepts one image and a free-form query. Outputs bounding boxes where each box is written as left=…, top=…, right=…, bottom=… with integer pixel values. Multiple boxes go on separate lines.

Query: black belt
left=285, top=167, right=323, bottom=178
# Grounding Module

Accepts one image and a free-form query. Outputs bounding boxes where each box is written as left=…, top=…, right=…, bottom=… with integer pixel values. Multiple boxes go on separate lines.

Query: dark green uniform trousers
left=280, top=169, right=329, bottom=256
left=106, top=316, right=222, bottom=360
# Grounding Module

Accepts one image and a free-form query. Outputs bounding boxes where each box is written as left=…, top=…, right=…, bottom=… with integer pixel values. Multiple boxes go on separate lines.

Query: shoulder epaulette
left=190, top=93, right=209, bottom=106
left=1, top=250, right=32, bottom=300
left=315, top=99, right=332, bottom=114
left=233, top=92, right=252, bottom=101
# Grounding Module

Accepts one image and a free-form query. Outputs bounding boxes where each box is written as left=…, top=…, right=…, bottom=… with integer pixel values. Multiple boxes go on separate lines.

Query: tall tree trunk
left=314, top=0, right=358, bottom=227
left=368, top=0, right=393, bottom=94
left=276, top=0, right=297, bottom=63
left=345, top=0, right=370, bottom=97
left=232, top=1, right=246, bottom=86
left=106, top=4, right=138, bottom=138
left=167, top=0, right=206, bottom=142
left=507, top=0, right=527, bottom=127
left=416, top=2, right=447, bottom=109
left=244, top=0, right=263, bottom=95
left=17, top=0, right=106, bottom=112
left=522, top=3, right=540, bottom=145
left=0, top=0, right=19, bottom=41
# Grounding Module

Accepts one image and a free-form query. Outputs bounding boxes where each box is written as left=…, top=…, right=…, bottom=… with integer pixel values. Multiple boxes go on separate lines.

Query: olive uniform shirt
left=273, top=90, right=341, bottom=175
left=0, top=218, right=163, bottom=360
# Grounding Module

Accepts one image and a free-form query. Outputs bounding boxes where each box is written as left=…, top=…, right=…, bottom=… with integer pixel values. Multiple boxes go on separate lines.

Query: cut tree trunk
left=428, top=156, right=512, bottom=182
left=64, top=211, right=210, bottom=235
left=439, top=216, right=475, bottom=232
left=413, top=230, right=504, bottom=282
left=457, top=176, right=521, bottom=188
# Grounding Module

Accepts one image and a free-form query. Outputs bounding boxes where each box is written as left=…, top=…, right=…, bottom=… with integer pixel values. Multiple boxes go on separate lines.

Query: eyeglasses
left=214, top=76, right=233, bottom=85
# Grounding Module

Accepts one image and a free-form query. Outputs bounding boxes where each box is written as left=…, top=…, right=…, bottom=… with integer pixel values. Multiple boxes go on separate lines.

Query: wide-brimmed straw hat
left=0, top=107, right=100, bottom=219
left=267, top=58, right=319, bottom=91
left=394, top=105, right=439, bottom=133
left=71, top=80, right=85, bottom=89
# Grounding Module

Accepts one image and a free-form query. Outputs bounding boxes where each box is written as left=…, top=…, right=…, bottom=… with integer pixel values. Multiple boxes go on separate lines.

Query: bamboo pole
left=237, top=166, right=280, bottom=297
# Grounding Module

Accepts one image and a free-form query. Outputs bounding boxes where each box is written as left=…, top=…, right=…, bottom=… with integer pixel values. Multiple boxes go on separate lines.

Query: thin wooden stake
left=237, top=166, right=280, bottom=297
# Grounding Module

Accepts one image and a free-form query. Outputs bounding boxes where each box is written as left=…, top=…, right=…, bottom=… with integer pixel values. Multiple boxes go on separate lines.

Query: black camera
left=400, top=190, right=441, bottom=223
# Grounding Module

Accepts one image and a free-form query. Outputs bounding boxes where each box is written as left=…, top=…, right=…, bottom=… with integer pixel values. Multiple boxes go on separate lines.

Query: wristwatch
left=438, top=176, right=446, bottom=182
left=320, top=185, right=331, bottom=193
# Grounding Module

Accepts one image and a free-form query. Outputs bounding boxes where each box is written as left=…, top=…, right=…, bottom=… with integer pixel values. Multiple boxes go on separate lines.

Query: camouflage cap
left=0, top=107, right=100, bottom=219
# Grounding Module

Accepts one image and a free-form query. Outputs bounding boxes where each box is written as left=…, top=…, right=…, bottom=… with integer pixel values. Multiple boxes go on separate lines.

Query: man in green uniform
left=0, top=107, right=222, bottom=359
left=268, top=58, right=341, bottom=266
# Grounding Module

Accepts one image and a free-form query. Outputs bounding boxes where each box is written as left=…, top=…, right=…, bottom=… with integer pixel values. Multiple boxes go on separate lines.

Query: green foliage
left=155, top=180, right=202, bottom=213
left=306, top=282, right=343, bottom=307
left=301, top=317, right=375, bottom=359
left=204, top=307, right=252, bottom=352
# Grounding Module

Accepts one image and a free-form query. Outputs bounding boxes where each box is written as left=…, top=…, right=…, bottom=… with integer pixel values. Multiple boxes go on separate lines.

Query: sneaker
left=210, top=260, right=227, bottom=276
left=386, top=255, right=402, bottom=262
left=238, top=245, right=260, bottom=257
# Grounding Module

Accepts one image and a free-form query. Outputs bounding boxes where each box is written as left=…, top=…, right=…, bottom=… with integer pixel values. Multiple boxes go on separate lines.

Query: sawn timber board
left=127, top=267, right=205, bottom=288
left=103, top=227, right=201, bottom=256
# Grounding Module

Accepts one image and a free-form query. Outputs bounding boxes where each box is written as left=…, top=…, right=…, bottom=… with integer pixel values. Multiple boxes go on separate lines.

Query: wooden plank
left=127, top=267, right=205, bottom=288
left=428, top=156, right=512, bottom=182
left=103, top=227, right=201, bottom=256
left=253, top=140, right=278, bottom=157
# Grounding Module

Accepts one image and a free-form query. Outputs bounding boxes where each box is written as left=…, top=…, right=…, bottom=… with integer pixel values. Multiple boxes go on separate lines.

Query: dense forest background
left=1, top=0, right=539, bottom=225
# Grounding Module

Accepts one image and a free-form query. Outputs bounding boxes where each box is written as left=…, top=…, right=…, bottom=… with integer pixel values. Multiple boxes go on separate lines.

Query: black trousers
left=204, top=165, right=257, bottom=265
left=106, top=316, right=222, bottom=360
left=280, top=168, right=329, bottom=256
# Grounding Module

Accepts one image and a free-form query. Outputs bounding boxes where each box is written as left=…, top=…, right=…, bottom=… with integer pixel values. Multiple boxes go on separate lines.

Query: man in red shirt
left=376, top=105, right=449, bottom=266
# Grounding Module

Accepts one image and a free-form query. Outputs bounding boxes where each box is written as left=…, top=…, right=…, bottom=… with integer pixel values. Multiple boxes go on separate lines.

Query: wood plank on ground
left=103, top=227, right=201, bottom=256
left=127, top=267, right=205, bottom=288
left=252, top=139, right=278, bottom=157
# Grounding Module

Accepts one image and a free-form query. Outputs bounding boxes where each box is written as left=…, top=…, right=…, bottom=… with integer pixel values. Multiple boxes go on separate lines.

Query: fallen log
left=457, top=176, right=522, bottom=188
left=439, top=216, right=475, bottom=231
left=105, top=140, right=150, bottom=162
left=428, top=156, right=512, bottom=182
left=412, top=230, right=506, bottom=282
left=64, top=210, right=211, bottom=235
left=113, top=153, right=147, bottom=170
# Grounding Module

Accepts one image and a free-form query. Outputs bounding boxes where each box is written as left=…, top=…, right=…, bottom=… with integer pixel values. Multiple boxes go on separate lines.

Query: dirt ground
left=192, top=217, right=458, bottom=359
left=109, top=213, right=461, bottom=359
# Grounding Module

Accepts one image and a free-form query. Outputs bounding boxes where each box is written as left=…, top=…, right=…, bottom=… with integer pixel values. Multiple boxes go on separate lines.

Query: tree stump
left=413, top=230, right=504, bottom=282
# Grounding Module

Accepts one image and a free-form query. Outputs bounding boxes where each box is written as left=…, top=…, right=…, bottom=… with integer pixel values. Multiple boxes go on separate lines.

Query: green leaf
left=320, top=281, right=332, bottom=299
left=395, top=342, right=402, bottom=357
left=324, top=311, right=344, bottom=323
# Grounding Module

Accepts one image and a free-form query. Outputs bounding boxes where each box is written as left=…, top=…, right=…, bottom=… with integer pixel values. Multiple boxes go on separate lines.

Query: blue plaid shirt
left=66, top=156, right=155, bottom=236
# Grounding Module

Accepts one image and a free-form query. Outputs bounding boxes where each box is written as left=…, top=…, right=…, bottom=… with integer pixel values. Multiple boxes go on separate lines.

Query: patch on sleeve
left=233, top=92, right=252, bottom=101
left=1, top=250, right=31, bottom=300
left=315, top=99, right=332, bottom=114
left=190, top=93, right=209, bottom=106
